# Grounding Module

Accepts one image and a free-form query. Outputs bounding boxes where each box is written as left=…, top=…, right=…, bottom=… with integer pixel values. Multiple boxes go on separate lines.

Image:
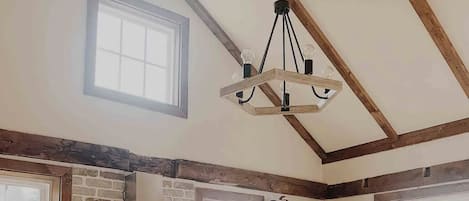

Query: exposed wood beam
left=128, top=153, right=175, bottom=177
left=0, top=129, right=131, bottom=170
left=375, top=181, right=469, bottom=201
left=185, top=0, right=327, bottom=159
left=410, top=0, right=469, bottom=97
left=327, top=158, right=469, bottom=199
left=324, top=118, right=469, bottom=164
left=0, top=129, right=327, bottom=198
left=176, top=160, right=327, bottom=199
left=289, top=0, right=398, bottom=140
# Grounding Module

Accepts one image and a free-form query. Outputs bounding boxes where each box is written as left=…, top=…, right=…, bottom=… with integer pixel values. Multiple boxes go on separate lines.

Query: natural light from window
left=95, top=3, right=178, bottom=105
left=0, top=176, right=50, bottom=201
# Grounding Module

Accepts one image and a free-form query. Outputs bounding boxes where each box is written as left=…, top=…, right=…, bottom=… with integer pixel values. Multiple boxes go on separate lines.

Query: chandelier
left=220, top=0, right=342, bottom=115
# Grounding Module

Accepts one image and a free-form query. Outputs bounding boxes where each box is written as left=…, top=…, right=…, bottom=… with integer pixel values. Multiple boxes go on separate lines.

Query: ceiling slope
left=410, top=0, right=469, bottom=98
left=289, top=0, right=398, bottom=140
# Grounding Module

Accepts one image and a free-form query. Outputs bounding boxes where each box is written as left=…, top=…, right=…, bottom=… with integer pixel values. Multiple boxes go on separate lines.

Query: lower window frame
left=0, top=158, right=72, bottom=201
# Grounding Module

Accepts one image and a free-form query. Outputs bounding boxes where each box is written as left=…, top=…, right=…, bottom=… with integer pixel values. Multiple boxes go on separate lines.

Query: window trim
left=0, top=158, right=72, bottom=201
left=85, top=0, right=189, bottom=118
left=0, top=170, right=60, bottom=201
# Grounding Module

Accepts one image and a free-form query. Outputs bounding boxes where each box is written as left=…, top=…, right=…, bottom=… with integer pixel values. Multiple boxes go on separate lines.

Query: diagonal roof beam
left=410, top=0, right=469, bottom=98
left=289, top=0, right=398, bottom=140
left=185, top=0, right=327, bottom=160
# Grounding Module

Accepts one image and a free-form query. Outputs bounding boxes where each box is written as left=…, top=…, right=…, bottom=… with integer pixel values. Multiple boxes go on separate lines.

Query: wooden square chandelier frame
left=220, top=69, right=342, bottom=115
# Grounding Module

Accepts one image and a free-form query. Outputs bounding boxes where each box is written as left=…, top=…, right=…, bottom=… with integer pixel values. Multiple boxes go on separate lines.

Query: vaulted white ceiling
left=199, top=0, right=469, bottom=152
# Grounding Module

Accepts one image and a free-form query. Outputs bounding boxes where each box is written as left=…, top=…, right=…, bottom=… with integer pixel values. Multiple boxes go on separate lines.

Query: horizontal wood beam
left=0, top=129, right=131, bottom=170
left=375, top=181, right=469, bottom=201
left=324, top=118, right=469, bottom=164
left=327, top=158, right=469, bottom=199
left=289, top=0, right=398, bottom=140
left=410, top=0, right=469, bottom=98
left=128, top=153, right=175, bottom=177
left=0, top=129, right=327, bottom=198
left=185, top=0, right=327, bottom=159
left=176, top=160, right=327, bottom=199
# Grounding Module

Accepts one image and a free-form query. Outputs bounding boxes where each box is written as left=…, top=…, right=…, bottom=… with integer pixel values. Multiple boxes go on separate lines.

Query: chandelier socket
left=274, top=0, right=290, bottom=15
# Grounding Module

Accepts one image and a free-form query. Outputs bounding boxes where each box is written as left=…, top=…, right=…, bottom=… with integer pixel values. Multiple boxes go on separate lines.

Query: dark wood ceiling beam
left=0, top=129, right=327, bottom=198
left=176, top=160, right=327, bottom=199
left=324, top=118, right=469, bottom=164
left=375, top=181, right=469, bottom=201
left=327, top=158, right=469, bottom=199
left=185, top=0, right=327, bottom=159
left=0, top=129, right=132, bottom=170
left=410, top=0, right=469, bottom=98
left=289, top=0, right=398, bottom=140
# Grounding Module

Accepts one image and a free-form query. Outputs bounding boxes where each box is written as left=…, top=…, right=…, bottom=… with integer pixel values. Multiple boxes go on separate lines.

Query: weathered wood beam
left=0, top=129, right=327, bottom=198
left=289, top=0, right=398, bottom=140
left=410, top=0, right=469, bottom=98
left=185, top=0, right=327, bottom=159
left=375, top=181, right=469, bottom=201
left=176, top=160, right=327, bottom=199
left=327, top=158, right=469, bottom=199
left=0, top=129, right=131, bottom=170
left=128, top=153, right=175, bottom=177
left=324, top=118, right=469, bottom=164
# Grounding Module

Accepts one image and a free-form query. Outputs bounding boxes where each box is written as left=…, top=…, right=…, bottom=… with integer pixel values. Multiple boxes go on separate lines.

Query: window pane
left=120, top=57, right=144, bottom=96
left=145, top=65, right=168, bottom=103
left=95, top=50, right=120, bottom=90
left=5, top=185, right=40, bottom=201
left=146, top=29, right=169, bottom=66
left=97, top=11, right=121, bottom=52
left=122, top=20, right=145, bottom=60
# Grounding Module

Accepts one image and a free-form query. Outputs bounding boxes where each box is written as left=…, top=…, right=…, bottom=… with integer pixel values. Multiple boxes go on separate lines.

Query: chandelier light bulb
left=231, top=69, right=242, bottom=82
left=303, top=44, right=316, bottom=60
left=241, top=49, right=255, bottom=65
left=322, top=65, right=335, bottom=79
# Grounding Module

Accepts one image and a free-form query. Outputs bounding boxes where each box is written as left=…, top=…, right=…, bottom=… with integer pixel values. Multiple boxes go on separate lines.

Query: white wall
left=0, top=0, right=321, bottom=182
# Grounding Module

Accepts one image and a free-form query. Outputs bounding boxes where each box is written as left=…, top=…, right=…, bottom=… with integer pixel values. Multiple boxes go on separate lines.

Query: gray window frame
left=85, top=0, right=189, bottom=118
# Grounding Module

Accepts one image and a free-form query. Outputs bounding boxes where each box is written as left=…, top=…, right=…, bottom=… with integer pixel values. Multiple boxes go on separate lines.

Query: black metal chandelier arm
left=285, top=14, right=300, bottom=73
left=238, top=86, right=256, bottom=104
left=282, top=14, right=286, bottom=71
left=259, top=14, right=280, bottom=74
left=286, top=13, right=304, bottom=62
left=312, top=86, right=329, bottom=99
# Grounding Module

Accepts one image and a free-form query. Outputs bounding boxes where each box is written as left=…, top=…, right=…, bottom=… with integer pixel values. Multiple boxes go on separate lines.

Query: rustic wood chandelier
left=220, top=0, right=342, bottom=115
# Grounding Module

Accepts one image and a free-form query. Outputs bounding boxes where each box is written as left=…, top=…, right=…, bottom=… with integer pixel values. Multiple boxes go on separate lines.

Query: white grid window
left=0, top=175, right=54, bottom=201
left=96, top=3, right=177, bottom=104
left=86, top=0, right=189, bottom=118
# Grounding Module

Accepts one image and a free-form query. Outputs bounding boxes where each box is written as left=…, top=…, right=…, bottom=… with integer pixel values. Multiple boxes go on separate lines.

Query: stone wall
left=162, top=179, right=195, bottom=201
left=72, top=167, right=127, bottom=201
